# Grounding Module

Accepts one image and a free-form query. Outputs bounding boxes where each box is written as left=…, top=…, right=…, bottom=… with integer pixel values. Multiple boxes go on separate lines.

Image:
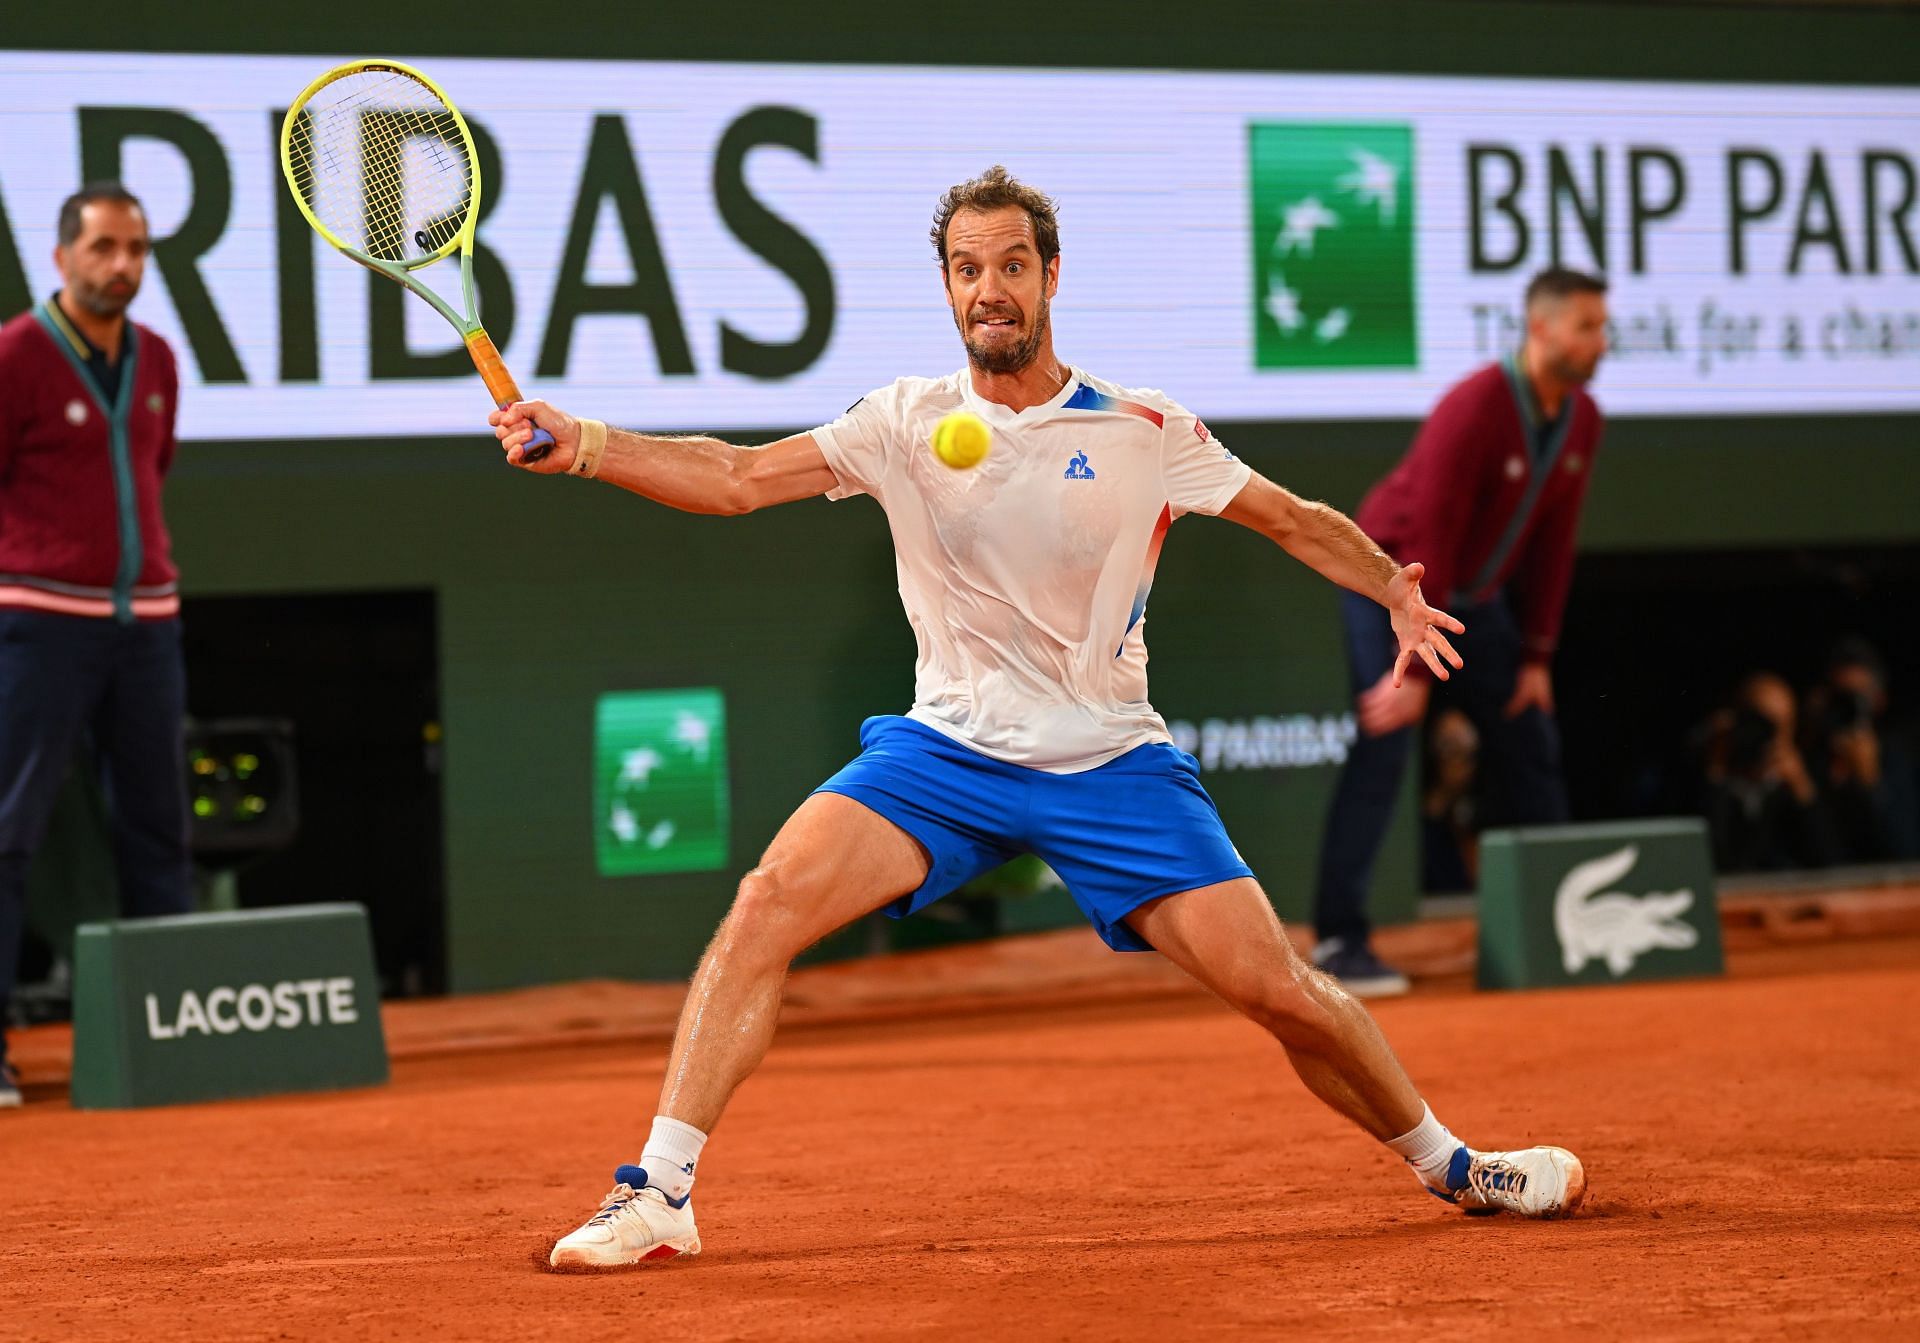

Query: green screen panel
left=1250, top=122, right=1417, bottom=369
left=594, top=688, right=730, bottom=876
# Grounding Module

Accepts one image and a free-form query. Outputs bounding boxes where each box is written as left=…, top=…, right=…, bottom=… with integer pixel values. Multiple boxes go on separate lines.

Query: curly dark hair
left=929, top=165, right=1060, bottom=270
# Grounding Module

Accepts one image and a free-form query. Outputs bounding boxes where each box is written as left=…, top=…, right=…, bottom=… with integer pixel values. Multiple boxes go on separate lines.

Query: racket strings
left=288, top=68, right=474, bottom=263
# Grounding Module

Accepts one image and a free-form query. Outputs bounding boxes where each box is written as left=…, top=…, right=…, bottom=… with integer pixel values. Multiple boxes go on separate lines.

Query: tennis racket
left=280, top=59, right=554, bottom=461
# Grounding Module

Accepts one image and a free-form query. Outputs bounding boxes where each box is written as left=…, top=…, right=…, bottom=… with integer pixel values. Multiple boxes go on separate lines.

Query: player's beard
left=960, top=295, right=1050, bottom=376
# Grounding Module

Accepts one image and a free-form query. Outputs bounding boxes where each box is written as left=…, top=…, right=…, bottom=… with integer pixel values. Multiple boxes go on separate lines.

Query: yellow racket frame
left=279, top=59, right=544, bottom=452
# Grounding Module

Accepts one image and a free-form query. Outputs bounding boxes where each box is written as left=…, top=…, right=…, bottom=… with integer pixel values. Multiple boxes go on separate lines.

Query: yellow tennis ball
left=930, top=411, right=991, bottom=470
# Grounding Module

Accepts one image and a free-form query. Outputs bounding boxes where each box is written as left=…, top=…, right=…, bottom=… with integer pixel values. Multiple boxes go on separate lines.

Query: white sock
left=639, top=1115, right=708, bottom=1203
left=1384, top=1102, right=1464, bottom=1192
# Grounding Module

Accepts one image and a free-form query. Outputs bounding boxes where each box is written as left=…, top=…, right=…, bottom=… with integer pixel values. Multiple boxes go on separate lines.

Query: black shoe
left=1311, top=938, right=1411, bottom=998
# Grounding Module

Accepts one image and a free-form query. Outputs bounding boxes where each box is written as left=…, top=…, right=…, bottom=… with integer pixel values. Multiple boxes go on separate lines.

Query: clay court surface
left=5, top=928, right=1918, bottom=1341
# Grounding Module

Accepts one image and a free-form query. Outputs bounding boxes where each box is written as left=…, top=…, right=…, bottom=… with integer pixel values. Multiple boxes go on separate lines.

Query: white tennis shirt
left=812, top=367, right=1253, bottom=773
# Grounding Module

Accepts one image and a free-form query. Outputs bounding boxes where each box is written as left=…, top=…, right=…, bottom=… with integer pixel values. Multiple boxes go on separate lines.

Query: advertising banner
left=2, top=52, right=1913, bottom=439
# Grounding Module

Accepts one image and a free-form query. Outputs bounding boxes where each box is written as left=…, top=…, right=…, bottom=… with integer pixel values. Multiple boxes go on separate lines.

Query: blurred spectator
left=1313, top=266, right=1608, bottom=995
left=1802, top=639, right=1920, bottom=864
left=1421, top=709, right=1479, bottom=894
left=1695, top=672, right=1836, bottom=872
left=0, top=183, right=192, bottom=1107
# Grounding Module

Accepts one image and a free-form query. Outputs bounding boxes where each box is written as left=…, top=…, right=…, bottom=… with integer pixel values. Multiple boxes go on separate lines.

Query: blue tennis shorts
left=814, top=715, right=1254, bottom=952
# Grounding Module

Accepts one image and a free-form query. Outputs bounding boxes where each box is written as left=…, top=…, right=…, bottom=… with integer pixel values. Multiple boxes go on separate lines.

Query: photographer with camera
left=1695, top=672, right=1837, bottom=873
left=1803, top=640, right=1920, bottom=865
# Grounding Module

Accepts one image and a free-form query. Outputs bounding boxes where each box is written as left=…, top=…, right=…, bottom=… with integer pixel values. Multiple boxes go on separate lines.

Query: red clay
left=4, top=935, right=1917, bottom=1341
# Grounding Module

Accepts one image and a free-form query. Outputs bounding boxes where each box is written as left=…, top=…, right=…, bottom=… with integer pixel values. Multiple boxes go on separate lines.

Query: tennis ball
left=930, top=411, right=991, bottom=470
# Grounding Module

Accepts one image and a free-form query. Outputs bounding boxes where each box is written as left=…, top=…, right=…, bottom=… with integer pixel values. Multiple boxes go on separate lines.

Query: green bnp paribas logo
left=1250, top=123, right=1416, bottom=369
left=594, top=688, right=730, bottom=876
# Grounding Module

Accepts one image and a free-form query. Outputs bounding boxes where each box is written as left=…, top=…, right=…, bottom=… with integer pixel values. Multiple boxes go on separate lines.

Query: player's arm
left=1219, top=471, right=1465, bottom=683
left=489, top=400, right=837, bottom=515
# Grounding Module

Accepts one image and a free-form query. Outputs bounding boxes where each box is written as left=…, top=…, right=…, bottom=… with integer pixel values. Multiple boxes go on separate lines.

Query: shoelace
left=586, top=1183, right=642, bottom=1226
left=1468, top=1158, right=1529, bottom=1203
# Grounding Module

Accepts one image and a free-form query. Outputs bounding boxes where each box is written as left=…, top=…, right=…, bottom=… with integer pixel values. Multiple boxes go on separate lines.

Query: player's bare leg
left=657, top=792, right=932, bottom=1131
left=550, top=793, right=930, bottom=1268
left=1127, top=877, right=1422, bottom=1137
left=1126, top=879, right=1586, bottom=1218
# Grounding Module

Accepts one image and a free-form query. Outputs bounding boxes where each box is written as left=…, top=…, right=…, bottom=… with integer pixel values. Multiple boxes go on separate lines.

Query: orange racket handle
left=467, top=330, right=554, bottom=462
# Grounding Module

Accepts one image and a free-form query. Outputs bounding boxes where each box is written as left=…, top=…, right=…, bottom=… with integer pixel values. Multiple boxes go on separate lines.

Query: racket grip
left=520, top=426, right=556, bottom=463
left=467, top=329, right=554, bottom=463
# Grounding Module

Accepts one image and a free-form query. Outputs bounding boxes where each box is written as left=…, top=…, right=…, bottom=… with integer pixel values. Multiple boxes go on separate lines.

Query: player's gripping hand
left=489, top=400, right=579, bottom=473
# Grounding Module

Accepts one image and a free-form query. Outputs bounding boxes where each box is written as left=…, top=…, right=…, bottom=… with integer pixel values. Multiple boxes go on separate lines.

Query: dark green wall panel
left=162, top=381, right=1917, bottom=990
left=12, top=1, right=1918, bottom=86
left=166, top=433, right=1416, bottom=990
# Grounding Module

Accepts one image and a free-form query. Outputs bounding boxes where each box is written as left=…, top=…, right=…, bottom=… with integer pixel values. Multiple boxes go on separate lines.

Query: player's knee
left=719, top=866, right=816, bottom=964
left=1236, top=969, right=1335, bottom=1047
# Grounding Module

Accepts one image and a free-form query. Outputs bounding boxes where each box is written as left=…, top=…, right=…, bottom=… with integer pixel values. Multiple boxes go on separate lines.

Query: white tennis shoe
left=1442, top=1145, right=1587, bottom=1219
left=550, top=1166, right=701, bottom=1269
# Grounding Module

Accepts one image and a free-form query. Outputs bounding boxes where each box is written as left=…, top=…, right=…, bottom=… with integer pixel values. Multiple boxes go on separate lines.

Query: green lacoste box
left=71, top=903, right=388, bottom=1109
left=1477, top=819, right=1725, bottom=991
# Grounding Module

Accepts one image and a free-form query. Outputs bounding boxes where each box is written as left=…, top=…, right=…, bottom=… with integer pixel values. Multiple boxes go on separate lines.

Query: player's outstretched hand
left=1385, top=561, right=1466, bottom=687
left=489, top=400, right=579, bottom=473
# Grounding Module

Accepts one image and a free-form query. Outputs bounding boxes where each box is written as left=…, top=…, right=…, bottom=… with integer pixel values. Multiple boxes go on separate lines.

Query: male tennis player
left=493, top=167, right=1587, bottom=1269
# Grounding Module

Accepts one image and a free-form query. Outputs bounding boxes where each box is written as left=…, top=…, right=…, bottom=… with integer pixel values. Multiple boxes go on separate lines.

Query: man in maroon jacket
left=0, top=184, right=192, bottom=1104
left=1312, top=268, right=1609, bottom=996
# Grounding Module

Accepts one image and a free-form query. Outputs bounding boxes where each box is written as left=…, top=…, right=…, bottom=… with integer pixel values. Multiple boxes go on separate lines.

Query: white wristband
left=569, top=418, right=609, bottom=479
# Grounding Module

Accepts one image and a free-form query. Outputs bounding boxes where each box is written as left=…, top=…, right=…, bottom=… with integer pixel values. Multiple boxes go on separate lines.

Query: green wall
left=11, top=0, right=1919, bottom=86
left=164, top=432, right=1397, bottom=988
left=14, top=0, right=1917, bottom=989
left=162, top=402, right=1918, bottom=991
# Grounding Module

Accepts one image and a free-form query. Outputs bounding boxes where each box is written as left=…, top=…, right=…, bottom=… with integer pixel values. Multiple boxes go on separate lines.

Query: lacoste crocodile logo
left=1554, top=844, right=1699, bottom=976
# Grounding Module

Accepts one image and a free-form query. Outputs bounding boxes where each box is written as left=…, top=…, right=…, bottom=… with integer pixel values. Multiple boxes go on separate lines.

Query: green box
left=71, top=904, right=389, bottom=1109
left=1477, top=819, right=1725, bottom=990
left=1249, top=121, right=1417, bottom=369
left=594, top=688, right=730, bottom=876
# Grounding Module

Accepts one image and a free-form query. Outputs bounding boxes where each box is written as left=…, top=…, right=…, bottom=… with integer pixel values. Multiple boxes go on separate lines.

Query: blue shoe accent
left=614, top=1162, right=691, bottom=1210
left=1445, top=1145, right=1474, bottom=1193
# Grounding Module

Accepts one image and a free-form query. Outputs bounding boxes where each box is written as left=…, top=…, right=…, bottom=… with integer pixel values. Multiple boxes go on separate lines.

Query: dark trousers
left=1313, top=591, right=1568, bottom=946
left=0, top=611, right=190, bottom=1063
